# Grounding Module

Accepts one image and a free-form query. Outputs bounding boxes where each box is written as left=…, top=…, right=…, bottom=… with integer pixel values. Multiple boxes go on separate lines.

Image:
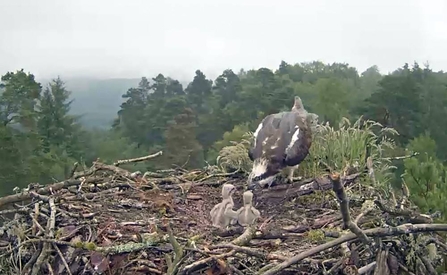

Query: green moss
left=296, top=190, right=334, bottom=206
left=55, top=228, right=62, bottom=239
left=72, top=241, right=97, bottom=251
left=85, top=242, right=97, bottom=250
left=305, top=229, right=325, bottom=243
left=158, top=207, right=167, bottom=216
left=74, top=241, right=84, bottom=248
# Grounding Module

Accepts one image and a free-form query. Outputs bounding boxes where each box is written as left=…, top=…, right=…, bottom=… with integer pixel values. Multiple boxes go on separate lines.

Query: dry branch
left=261, top=223, right=447, bottom=275
left=0, top=159, right=446, bottom=274
left=113, top=151, right=163, bottom=166
left=330, top=172, right=370, bottom=245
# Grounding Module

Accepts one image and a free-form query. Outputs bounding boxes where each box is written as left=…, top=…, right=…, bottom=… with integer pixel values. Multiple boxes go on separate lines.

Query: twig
left=31, top=198, right=56, bottom=275
left=0, top=178, right=102, bottom=208
left=373, top=246, right=390, bottom=275
left=374, top=200, right=433, bottom=224
left=397, top=177, right=410, bottom=210
left=383, top=152, right=419, bottom=161
left=47, top=262, right=55, bottom=275
left=231, top=224, right=257, bottom=246
left=354, top=208, right=373, bottom=224
left=366, top=156, right=376, bottom=185
left=68, top=162, right=79, bottom=178
left=164, top=221, right=185, bottom=275
left=330, top=172, right=370, bottom=245
left=210, top=243, right=266, bottom=259
left=113, top=151, right=163, bottom=166
left=196, top=169, right=241, bottom=183
left=358, top=261, right=376, bottom=274
left=53, top=243, right=73, bottom=275
left=260, top=223, right=447, bottom=275
left=419, top=255, right=436, bottom=275
left=180, top=250, right=235, bottom=274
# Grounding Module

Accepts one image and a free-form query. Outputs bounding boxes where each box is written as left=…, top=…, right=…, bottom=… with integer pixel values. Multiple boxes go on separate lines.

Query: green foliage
left=0, top=73, right=91, bottom=194
left=163, top=108, right=205, bottom=169
left=0, top=69, right=41, bottom=128
left=208, top=123, right=251, bottom=163
left=358, top=63, right=447, bottom=160
left=216, top=116, right=398, bottom=190
left=216, top=131, right=253, bottom=173
left=1, top=60, right=447, bottom=226
left=37, top=77, right=84, bottom=158
left=403, top=134, right=447, bottom=220
left=0, top=125, right=25, bottom=195
left=300, top=117, right=398, bottom=187
left=85, top=129, right=149, bottom=172
left=312, top=77, right=351, bottom=126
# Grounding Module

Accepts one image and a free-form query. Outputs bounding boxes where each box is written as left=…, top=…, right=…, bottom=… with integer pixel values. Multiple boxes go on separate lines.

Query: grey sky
left=1, top=0, right=446, bottom=81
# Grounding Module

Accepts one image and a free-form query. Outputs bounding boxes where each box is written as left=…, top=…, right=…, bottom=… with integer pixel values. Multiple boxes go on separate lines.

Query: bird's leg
left=286, top=165, right=301, bottom=183
left=287, top=167, right=294, bottom=183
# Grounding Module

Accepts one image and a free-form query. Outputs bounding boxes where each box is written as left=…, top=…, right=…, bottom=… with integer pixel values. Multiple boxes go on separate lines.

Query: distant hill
left=41, top=77, right=141, bottom=129
left=40, top=76, right=192, bottom=129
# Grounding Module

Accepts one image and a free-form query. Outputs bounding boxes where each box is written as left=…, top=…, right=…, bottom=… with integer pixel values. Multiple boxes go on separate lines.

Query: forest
left=2, top=61, right=447, bottom=207
left=1, top=60, right=447, bottom=274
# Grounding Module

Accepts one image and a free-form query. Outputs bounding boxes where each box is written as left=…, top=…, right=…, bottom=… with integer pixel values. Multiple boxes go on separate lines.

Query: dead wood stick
left=374, top=200, right=433, bottom=224
left=52, top=243, right=72, bottom=275
left=366, top=156, right=376, bottom=185
left=94, top=162, right=133, bottom=177
left=383, top=152, right=419, bottom=161
left=0, top=234, right=159, bottom=258
left=330, top=172, right=370, bottom=245
left=31, top=198, right=56, bottom=275
left=210, top=243, right=266, bottom=259
left=354, top=208, right=373, bottom=224
left=165, top=221, right=185, bottom=275
left=0, top=177, right=102, bottom=209
left=419, top=255, right=437, bottom=275
left=398, top=178, right=410, bottom=210
left=373, top=247, right=390, bottom=275
left=358, top=261, right=376, bottom=274
left=113, top=151, right=163, bottom=166
left=260, top=223, right=447, bottom=275
left=68, top=162, right=79, bottom=178
left=255, top=172, right=362, bottom=202
left=231, top=224, right=257, bottom=246
left=196, top=169, right=241, bottom=183
left=180, top=250, right=235, bottom=274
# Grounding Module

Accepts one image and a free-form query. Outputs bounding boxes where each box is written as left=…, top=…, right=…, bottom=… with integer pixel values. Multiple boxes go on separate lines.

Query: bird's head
left=291, top=96, right=304, bottom=112
left=247, top=156, right=285, bottom=190
left=242, top=190, right=254, bottom=206
left=222, top=183, right=236, bottom=199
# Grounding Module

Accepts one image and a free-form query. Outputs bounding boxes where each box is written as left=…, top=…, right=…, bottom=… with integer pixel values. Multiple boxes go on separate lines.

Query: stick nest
left=0, top=158, right=446, bottom=275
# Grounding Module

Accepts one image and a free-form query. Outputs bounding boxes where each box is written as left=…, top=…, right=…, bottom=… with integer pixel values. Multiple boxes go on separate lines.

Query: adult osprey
left=247, top=96, right=313, bottom=189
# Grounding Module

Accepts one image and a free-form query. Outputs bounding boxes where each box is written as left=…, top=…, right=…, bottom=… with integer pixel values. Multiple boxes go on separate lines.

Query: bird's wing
left=210, top=202, right=221, bottom=219
left=224, top=203, right=239, bottom=219
left=282, top=112, right=312, bottom=166
left=249, top=113, right=286, bottom=160
left=251, top=207, right=261, bottom=218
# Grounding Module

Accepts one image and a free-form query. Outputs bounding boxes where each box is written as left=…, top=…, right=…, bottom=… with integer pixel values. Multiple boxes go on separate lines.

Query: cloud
left=1, top=0, right=446, bottom=80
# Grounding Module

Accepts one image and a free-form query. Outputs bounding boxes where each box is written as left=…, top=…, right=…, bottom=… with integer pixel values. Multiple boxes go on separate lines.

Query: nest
left=0, top=153, right=446, bottom=275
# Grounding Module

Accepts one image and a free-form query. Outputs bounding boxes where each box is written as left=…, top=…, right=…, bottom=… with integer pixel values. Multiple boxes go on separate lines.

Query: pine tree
left=163, top=107, right=204, bottom=169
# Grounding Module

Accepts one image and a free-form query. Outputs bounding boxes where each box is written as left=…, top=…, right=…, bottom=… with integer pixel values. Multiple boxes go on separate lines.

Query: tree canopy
left=1, top=61, right=447, bottom=227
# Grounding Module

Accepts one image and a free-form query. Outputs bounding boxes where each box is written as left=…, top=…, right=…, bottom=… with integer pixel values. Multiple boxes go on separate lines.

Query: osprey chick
left=236, top=190, right=261, bottom=226
left=210, top=184, right=239, bottom=228
left=248, top=96, right=313, bottom=189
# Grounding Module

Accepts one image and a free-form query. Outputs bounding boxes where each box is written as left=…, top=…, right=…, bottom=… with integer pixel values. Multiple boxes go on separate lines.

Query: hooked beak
left=247, top=181, right=258, bottom=191
left=247, top=173, right=258, bottom=191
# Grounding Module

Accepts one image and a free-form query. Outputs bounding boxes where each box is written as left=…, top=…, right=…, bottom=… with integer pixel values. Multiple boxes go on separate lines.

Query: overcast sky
left=1, top=0, right=446, bottom=81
